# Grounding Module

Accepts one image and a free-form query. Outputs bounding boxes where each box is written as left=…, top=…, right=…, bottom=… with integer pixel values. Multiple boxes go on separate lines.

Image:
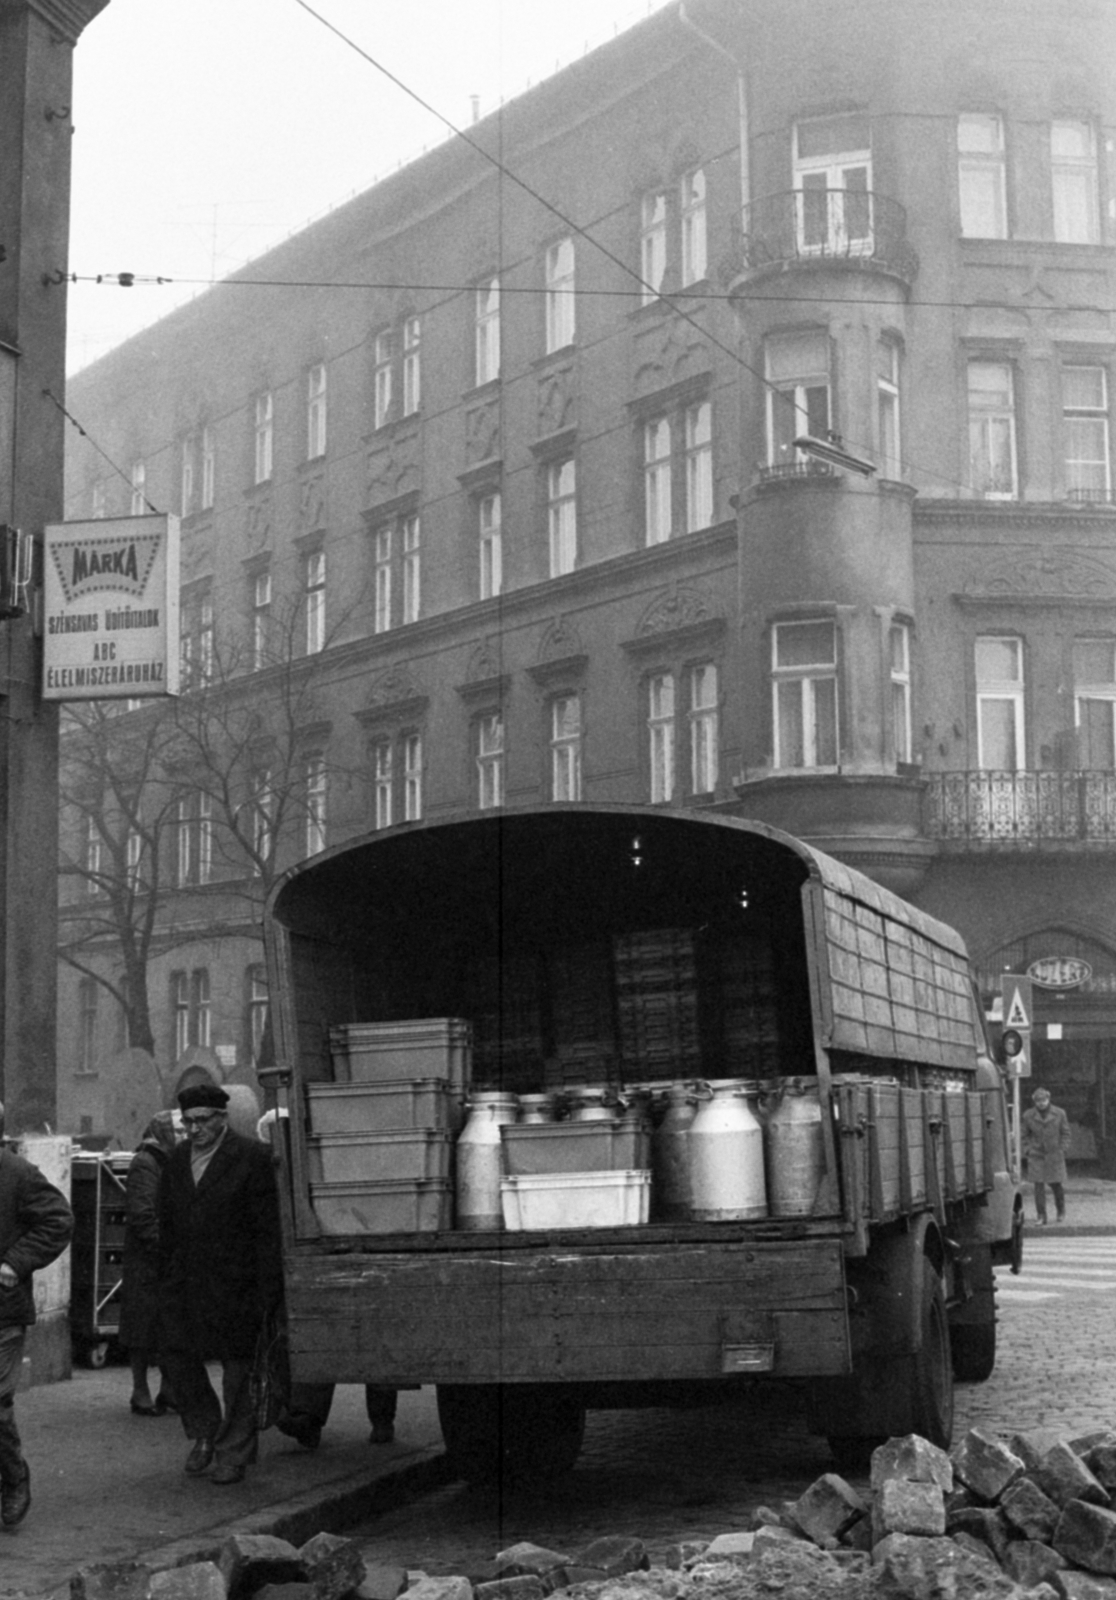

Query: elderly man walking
left=158, top=1084, right=282, bottom=1484
left=1022, top=1086, right=1072, bottom=1225
left=0, top=1103, right=73, bottom=1529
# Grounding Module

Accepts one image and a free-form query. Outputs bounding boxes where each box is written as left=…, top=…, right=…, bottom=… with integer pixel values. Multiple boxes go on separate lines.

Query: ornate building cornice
left=2, top=0, right=110, bottom=44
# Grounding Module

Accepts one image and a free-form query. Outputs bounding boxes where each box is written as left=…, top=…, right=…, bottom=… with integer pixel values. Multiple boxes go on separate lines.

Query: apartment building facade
left=60, top=0, right=1116, bottom=1156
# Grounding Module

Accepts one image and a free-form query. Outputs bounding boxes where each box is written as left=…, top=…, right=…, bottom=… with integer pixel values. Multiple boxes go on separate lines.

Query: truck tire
left=910, top=1257, right=953, bottom=1447
left=437, top=1384, right=586, bottom=1483
left=951, top=1246, right=997, bottom=1383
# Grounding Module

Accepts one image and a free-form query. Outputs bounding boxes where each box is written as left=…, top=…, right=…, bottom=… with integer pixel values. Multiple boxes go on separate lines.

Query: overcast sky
left=66, top=0, right=673, bottom=372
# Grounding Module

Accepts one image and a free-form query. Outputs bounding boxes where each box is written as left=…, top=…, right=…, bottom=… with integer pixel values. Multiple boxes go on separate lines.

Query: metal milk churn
left=517, top=1094, right=555, bottom=1125
left=455, top=1092, right=518, bottom=1231
left=568, top=1086, right=615, bottom=1121
left=688, top=1079, right=768, bottom=1221
left=763, top=1076, right=826, bottom=1217
left=651, top=1083, right=696, bottom=1221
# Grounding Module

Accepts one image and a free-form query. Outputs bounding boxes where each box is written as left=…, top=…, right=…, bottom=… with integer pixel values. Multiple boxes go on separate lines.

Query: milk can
left=568, top=1086, right=616, bottom=1121
left=455, top=1092, right=518, bottom=1230
left=763, top=1076, right=826, bottom=1217
left=517, top=1094, right=555, bottom=1125
left=651, top=1083, right=696, bottom=1221
left=688, top=1079, right=767, bottom=1221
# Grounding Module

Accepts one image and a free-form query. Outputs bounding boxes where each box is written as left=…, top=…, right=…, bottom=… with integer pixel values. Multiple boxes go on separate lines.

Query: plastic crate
left=310, top=1177, right=453, bottom=1235
left=307, top=1128, right=451, bottom=1184
left=307, top=1078, right=459, bottom=1134
left=500, top=1169, right=651, bottom=1231
left=329, top=1018, right=471, bottom=1089
left=501, top=1119, right=650, bottom=1175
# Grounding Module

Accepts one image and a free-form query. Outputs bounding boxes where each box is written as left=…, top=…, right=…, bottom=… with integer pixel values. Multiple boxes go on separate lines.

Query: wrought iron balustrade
left=923, top=770, right=1116, bottom=847
left=735, top=190, right=918, bottom=283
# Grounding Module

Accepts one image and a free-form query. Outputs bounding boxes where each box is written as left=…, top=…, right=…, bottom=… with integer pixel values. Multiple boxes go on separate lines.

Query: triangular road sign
left=1002, top=977, right=1032, bottom=1030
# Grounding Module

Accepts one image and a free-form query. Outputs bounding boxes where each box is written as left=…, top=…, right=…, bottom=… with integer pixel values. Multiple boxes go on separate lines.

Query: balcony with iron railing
left=923, top=770, right=1116, bottom=849
left=731, top=190, right=919, bottom=288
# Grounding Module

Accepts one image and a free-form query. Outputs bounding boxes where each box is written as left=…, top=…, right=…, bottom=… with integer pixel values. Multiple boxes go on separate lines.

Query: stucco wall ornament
left=962, top=549, right=1116, bottom=600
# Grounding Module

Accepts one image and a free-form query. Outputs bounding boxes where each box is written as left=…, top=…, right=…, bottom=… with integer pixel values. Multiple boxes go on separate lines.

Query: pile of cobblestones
left=68, top=1425, right=1116, bottom=1600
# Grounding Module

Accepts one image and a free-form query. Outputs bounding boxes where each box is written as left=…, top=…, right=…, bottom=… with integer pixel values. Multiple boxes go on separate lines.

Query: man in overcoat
left=0, top=1102, right=73, bottom=1528
left=1022, top=1085, right=1072, bottom=1225
left=158, top=1083, right=282, bottom=1484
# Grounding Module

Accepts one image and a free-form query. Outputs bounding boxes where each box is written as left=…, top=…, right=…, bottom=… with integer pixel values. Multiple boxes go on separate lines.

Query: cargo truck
left=261, top=805, right=1022, bottom=1476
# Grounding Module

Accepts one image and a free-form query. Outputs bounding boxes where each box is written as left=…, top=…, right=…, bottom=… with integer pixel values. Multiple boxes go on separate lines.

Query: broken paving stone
left=401, top=1579, right=472, bottom=1600
left=951, top=1427, right=1026, bottom=1503
left=1036, top=1441, right=1112, bottom=1509
left=750, top=1526, right=802, bottom=1554
left=1002, top=1540, right=1067, bottom=1590
left=872, top=1478, right=947, bottom=1539
left=494, top=1548, right=570, bottom=1578
left=1056, top=1500, right=1116, bottom=1575
left=474, top=1578, right=547, bottom=1600
left=1010, top=1428, right=1073, bottom=1472
left=572, top=1540, right=647, bottom=1578
left=789, top=1473, right=866, bottom=1545
left=871, top=1433, right=954, bottom=1492
left=297, top=1534, right=365, bottom=1600
left=1057, top=1573, right=1116, bottom=1599
left=148, top=1566, right=226, bottom=1600
left=946, top=1506, right=1015, bottom=1564
left=354, top=1567, right=406, bottom=1600
left=872, top=1532, right=1028, bottom=1598
left=1084, top=1443, right=1116, bottom=1494
left=1001, top=1474, right=1063, bottom=1542
left=950, top=1531, right=1001, bottom=1568
left=71, top=1563, right=156, bottom=1600
left=219, top=1537, right=307, bottom=1600
left=699, top=1533, right=755, bottom=1562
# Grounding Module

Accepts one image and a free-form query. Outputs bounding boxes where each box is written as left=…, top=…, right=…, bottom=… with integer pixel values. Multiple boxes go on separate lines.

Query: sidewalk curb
left=66, top=1446, right=454, bottom=1595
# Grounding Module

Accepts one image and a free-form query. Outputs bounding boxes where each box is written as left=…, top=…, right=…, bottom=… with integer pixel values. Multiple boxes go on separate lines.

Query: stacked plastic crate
left=305, top=1020, right=470, bottom=1234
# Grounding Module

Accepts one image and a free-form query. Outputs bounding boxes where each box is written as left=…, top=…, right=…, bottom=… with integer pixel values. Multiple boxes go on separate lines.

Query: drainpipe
left=678, top=2, right=750, bottom=216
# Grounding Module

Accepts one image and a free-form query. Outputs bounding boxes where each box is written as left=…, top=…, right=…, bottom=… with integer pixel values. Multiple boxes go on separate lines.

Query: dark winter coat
left=157, top=1129, right=282, bottom=1360
left=0, top=1145, right=74, bottom=1328
left=1022, top=1102, right=1072, bottom=1185
left=118, top=1142, right=170, bottom=1351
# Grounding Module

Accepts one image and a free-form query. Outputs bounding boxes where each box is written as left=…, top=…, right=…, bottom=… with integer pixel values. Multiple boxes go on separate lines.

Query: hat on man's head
left=178, top=1082, right=230, bottom=1113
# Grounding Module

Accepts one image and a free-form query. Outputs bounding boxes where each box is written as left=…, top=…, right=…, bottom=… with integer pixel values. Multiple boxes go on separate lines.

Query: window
left=644, top=418, right=672, bottom=545
left=1052, top=120, right=1099, bottom=244
left=475, top=278, right=500, bottom=385
left=84, top=814, right=102, bottom=886
left=968, top=360, right=1017, bottom=498
left=374, top=527, right=392, bottom=634
left=648, top=673, right=676, bottom=803
left=304, top=548, right=326, bottom=654
left=641, top=401, right=714, bottom=544
left=130, top=460, right=146, bottom=516
left=180, top=436, right=195, bottom=518
left=247, top=965, right=269, bottom=1065
left=877, top=339, right=902, bottom=479
left=180, top=588, right=215, bottom=689
left=175, top=793, right=214, bottom=887
left=689, top=663, right=719, bottom=794
left=641, top=191, right=667, bottom=304
left=794, top=113, right=872, bottom=254
left=765, top=331, right=830, bottom=466
left=78, top=978, right=98, bottom=1074
left=402, top=318, right=421, bottom=416
left=254, top=392, right=273, bottom=485
left=373, top=331, right=393, bottom=428
left=1063, top=365, right=1111, bottom=500
left=550, top=695, right=582, bottom=801
left=371, top=730, right=423, bottom=828
left=1075, top=639, right=1116, bottom=768
left=479, top=492, right=502, bottom=600
left=975, top=635, right=1024, bottom=769
left=250, top=769, right=274, bottom=869
left=890, top=622, right=912, bottom=764
left=680, top=169, right=707, bottom=285
left=547, top=458, right=577, bottom=577
left=304, top=754, right=327, bottom=856
left=402, top=515, right=420, bottom=625
left=307, top=363, right=327, bottom=459
left=251, top=568, right=272, bottom=670
left=773, top=619, right=839, bottom=769
left=175, top=796, right=193, bottom=886
left=201, top=425, right=215, bottom=510
left=476, top=713, right=504, bottom=810
left=545, top=238, right=575, bottom=352
left=958, top=114, right=1007, bottom=239
left=171, top=967, right=211, bottom=1060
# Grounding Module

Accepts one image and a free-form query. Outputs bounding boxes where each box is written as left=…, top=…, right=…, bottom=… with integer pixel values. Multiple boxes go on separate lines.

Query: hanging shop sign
left=1027, top=956, right=1092, bottom=990
left=42, top=515, right=180, bottom=700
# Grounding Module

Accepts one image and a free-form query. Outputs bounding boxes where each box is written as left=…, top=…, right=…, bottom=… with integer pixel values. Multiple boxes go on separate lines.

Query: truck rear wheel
left=911, top=1257, right=953, bottom=1446
left=951, top=1246, right=997, bottom=1383
left=437, top=1384, right=586, bottom=1483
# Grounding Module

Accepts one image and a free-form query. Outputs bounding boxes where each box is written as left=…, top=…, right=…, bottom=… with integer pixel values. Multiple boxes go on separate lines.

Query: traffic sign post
left=1000, top=975, right=1034, bottom=1177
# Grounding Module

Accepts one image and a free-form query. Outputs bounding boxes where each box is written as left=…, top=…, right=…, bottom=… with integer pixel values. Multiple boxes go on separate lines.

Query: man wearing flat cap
left=158, top=1083, right=282, bottom=1484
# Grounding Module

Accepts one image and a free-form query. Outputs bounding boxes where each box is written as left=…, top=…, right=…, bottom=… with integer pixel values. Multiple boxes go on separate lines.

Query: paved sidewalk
left=1023, top=1172, right=1116, bottom=1235
left=0, top=1371, right=447, bottom=1600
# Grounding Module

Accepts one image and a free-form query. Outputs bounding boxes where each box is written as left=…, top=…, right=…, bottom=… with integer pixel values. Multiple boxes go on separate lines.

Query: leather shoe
left=210, top=1463, right=245, bottom=1485
left=277, top=1412, right=321, bottom=1450
left=1, top=1464, right=30, bottom=1529
left=184, top=1438, right=215, bottom=1475
left=152, top=1394, right=178, bottom=1416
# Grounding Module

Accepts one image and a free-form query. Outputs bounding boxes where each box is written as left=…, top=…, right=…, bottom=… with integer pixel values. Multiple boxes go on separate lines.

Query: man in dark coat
left=158, top=1083, right=282, bottom=1484
left=0, top=1103, right=73, bottom=1529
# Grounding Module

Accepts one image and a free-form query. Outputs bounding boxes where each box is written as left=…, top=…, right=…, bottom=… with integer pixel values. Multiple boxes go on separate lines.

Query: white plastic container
left=329, top=1018, right=471, bottom=1091
left=307, top=1129, right=451, bottom=1184
left=310, top=1177, right=452, bottom=1235
left=307, top=1079, right=460, bottom=1134
left=500, top=1169, right=651, bottom=1231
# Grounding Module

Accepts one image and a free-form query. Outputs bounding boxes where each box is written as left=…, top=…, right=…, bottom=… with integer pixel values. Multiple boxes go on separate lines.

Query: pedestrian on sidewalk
left=158, top=1083, right=283, bottom=1485
left=278, top=1382, right=397, bottom=1450
left=1022, top=1086, right=1071, bottom=1224
left=120, top=1111, right=179, bottom=1417
left=0, top=1103, right=74, bottom=1530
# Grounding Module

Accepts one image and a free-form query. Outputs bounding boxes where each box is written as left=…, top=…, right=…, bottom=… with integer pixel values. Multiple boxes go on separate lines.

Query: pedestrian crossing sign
left=1001, top=974, right=1032, bottom=1031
